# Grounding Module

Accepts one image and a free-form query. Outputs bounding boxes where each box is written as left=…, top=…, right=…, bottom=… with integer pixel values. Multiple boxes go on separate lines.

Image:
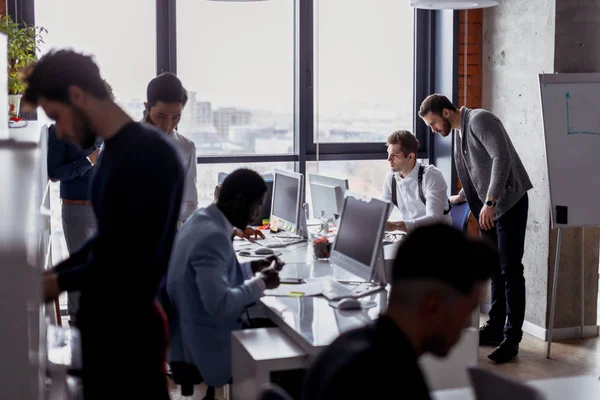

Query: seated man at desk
left=382, top=130, right=452, bottom=232
left=167, top=168, right=283, bottom=389
left=301, top=224, right=499, bottom=400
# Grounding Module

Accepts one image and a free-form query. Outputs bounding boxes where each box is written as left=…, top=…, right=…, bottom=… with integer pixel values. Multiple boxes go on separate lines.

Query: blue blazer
left=166, top=204, right=265, bottom=386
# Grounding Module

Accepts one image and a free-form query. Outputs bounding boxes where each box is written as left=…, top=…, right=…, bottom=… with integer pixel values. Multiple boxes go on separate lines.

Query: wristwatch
left=485, top=198, right=497, bottom=207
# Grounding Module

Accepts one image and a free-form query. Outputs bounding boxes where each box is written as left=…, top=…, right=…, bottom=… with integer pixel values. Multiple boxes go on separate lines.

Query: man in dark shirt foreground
left=23, top=49, right=184, bottom=399
left=302, top=224, right=499, bottom=400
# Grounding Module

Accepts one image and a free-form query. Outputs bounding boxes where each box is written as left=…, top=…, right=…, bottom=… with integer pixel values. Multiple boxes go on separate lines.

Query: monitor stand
left=346, top=245, right=388, bottom=299
left=297, top=202, right=310, bottom=240
left=370, top=244, right=390, bottom=286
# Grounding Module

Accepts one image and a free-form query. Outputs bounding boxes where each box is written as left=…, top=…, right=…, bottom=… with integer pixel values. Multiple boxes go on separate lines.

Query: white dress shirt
left=169, top=130, right=199, bottom=225
left=381, top=161, right=452, bottom=232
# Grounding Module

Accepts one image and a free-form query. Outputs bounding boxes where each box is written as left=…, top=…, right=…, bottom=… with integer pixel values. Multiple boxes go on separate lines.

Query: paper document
left=263, top=281, right=322, bottom=297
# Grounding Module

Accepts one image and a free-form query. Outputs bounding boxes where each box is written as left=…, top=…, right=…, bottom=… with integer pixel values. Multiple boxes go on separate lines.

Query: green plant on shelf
left=0, top=15, right=47, bottom=95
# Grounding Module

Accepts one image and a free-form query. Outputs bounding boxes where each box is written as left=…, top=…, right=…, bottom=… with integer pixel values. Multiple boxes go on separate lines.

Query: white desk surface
left=235, top=232, right=396, bottom=356
left=431, top=375, right=600, bottom=400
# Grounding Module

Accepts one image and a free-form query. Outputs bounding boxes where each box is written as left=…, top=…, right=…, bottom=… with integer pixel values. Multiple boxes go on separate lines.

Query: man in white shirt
left=381, top=130, right=452, bottom=232
left=144, top=73, right=199, bottom=227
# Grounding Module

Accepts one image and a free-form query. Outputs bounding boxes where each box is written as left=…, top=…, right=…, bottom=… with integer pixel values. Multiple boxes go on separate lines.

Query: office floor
left=477, top=317, right=600, bottom=382
left=165, top=323, right=600, bottom=400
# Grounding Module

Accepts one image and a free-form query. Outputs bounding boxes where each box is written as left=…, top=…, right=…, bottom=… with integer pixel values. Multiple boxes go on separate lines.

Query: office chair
left=450, top=201, right=471, bottom=233
left=257, top=384, right=294, bottom=400
left=168, top=361, right=215, bottom=399
left=468, top=366, right=545, bottom=400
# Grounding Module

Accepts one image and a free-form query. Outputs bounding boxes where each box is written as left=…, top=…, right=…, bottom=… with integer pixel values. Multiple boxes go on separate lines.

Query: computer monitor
left=310, top=182, right=342, bottom=221
left=330, top=193, right=391, bottom=282
left=308, top=174, right=348, bottom=219
left=270, top=169, right=304, bottom=234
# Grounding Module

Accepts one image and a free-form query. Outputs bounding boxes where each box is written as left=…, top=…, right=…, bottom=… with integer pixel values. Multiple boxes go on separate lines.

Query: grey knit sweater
left=455, top=107, right=533, bottom=218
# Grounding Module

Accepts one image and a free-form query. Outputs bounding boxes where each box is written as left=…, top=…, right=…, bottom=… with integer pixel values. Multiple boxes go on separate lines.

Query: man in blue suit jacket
left=167, top=168, right=283, bottom=388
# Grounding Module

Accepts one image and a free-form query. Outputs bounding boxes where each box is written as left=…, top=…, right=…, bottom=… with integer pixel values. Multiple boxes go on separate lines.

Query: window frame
left=19, top=0, right=456, bottom=177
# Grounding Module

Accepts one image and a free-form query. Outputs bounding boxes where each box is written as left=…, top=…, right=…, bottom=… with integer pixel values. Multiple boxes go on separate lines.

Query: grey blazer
left=166, top=204, right=265, bottom=386
left=455, top=107, right=533, bottom=218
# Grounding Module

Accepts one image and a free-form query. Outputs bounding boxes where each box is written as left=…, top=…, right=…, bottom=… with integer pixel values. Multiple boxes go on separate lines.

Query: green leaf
left=0, top=15, right=47, bottom=94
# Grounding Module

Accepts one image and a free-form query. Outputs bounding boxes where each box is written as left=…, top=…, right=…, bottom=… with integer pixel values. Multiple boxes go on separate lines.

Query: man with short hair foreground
left=301, top=224, right=499, bottom=400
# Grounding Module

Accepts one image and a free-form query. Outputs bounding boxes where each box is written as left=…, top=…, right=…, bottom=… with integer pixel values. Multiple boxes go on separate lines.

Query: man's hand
left=385, top=221, right=407, bottom=232
left=43, top=271, right=61, bottom=303
left=479, top=204, right=496, bottom=231
left=260, top=265, right=281, bottom=290
left=449, top=194, right=465, bottom=204
left=251, top=255, right=285, bottom=274
left=234, top=227, right=265, bottom=242
left=88, top=148, right=100, bottom=165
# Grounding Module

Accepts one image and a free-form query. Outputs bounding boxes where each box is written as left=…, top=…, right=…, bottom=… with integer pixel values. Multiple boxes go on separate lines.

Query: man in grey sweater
left=419, top=94, right=533, bottom=364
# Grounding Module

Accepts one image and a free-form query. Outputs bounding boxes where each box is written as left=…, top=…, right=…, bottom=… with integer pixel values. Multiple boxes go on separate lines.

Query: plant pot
left=8, top=94, right=22, bottom=117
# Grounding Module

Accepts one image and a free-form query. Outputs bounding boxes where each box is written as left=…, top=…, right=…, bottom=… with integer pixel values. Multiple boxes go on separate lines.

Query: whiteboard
left=539, top=73, right=600, bottom=228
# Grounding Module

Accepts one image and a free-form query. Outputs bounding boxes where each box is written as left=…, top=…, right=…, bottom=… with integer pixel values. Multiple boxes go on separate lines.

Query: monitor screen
left=333, top=195, right=387, bottom=267
left=271, top=171, right=301, bottom=227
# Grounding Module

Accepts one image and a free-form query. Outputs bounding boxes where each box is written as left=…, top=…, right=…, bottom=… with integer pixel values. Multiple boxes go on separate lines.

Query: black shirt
left=47, top=124, right=102, bottom=201
left=52, top=121, right=183, bottom=399
left=55, top=121, right=184, bottom=307
left=301, top=315, right=431, bottom=400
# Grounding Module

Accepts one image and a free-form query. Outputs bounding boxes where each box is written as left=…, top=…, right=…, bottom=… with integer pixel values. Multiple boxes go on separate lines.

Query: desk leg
left=547, top=228, right=562, bottom=359
left=581, top=227, right=585, bottom=339
left=231, top=339, right=271, bottom=400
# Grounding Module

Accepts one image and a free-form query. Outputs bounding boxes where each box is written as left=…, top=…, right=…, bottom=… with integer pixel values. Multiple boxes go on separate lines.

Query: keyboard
left=260, top=237, right=306, bottom=248
left=318, top=276, right=356, bottom=300
left=317, top=276, right=384, bottom=301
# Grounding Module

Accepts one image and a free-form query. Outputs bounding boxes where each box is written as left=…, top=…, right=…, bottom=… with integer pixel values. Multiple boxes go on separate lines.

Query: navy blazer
left=47, top=124, right=102, bottom=201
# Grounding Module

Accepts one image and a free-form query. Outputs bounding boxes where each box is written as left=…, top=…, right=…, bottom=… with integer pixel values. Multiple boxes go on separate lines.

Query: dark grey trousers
left=61, top=203, right=97, bottom=324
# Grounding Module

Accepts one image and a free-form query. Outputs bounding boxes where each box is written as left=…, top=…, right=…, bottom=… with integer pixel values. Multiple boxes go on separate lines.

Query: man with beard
left=381, top=130, right=452, bottom=233
left=419, top=94, right=533, bottom=363
left=24, top=49, right=184, bottom=399
left=46, top=80, right=112, bottom=327
left=301, top=224, right=498, bottom=400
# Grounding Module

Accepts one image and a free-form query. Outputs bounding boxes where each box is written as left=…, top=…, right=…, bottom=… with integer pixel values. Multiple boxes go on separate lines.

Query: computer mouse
left=337, top=298, right=362, bottom=310
left=238, top=250, right=253, bottom=256
left=255, top=247, right=275, bottom=255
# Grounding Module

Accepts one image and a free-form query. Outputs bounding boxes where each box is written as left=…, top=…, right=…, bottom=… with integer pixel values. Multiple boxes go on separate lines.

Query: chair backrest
left=468, top=366, right=546, bottom=400
left=257, top=384, right=294, bottom=400
left=450, top=202, right=471, bottom=233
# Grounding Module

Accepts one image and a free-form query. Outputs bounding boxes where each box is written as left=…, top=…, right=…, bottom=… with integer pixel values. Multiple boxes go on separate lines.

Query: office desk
left=234, top=232, right=481, bottom=390
left=235, top=235, right=391, bottom=356
left=431, top=375, right=600, bottom=400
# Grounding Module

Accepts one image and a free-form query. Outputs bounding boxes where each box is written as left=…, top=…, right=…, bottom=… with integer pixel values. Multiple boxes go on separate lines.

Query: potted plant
left=0, top=15, right=46, bottom=117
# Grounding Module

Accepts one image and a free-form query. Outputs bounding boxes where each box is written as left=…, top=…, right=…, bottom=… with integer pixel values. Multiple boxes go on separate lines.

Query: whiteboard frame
left=538, top=72, right=600, bottom=229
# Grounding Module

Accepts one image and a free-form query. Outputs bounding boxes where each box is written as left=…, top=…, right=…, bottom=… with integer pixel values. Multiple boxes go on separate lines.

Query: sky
left=35, top=0, right=414, bottom=116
